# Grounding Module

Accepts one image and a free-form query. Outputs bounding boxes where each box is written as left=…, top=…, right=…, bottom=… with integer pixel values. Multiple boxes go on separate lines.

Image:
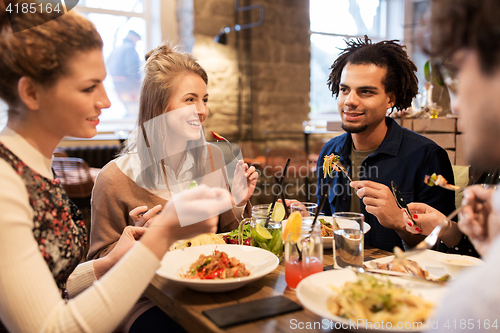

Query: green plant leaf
left=432, top=63, right=444, bottom=86
left=424, top=61, right=431, bottom=82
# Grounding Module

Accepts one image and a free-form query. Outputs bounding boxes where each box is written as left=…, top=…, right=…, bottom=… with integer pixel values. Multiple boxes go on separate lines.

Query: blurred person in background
left=424, top=0, right=500, bottom=331
left=107, top=30, right=142, bottom=117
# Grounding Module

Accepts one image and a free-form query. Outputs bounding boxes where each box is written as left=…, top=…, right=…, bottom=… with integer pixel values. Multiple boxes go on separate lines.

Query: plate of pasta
left=157, top=244, right=279, bottom=292
left=296, top=269, right=447, bottom=332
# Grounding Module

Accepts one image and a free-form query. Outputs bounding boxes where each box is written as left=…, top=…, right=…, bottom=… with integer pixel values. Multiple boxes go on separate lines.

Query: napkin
left=202, top=295, right=302, bottom=328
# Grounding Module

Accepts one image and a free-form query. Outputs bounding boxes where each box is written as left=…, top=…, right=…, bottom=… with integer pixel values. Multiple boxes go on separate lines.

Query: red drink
left=285, top=257, right=323, bottom=289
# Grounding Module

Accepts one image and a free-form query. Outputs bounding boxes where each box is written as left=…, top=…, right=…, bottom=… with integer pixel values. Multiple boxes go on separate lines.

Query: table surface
left=145, top=246, right=392, bottom=333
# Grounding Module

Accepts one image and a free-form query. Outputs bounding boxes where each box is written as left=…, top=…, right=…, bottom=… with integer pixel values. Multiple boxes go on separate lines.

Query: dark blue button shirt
left=316, top=117, right=456, bottom=252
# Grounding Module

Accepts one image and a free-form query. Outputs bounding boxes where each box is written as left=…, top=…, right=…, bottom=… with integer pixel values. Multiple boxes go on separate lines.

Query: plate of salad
left=221, top=224, right=251, bottom=245
left=157, top=244, right=279, bottom=292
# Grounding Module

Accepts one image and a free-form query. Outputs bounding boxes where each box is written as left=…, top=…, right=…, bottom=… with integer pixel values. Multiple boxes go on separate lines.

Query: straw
left=266, top=158, right=291, bottom=227
left=309, top=186, right=329, bottom=237
left=275, top=175, right=290, bottom=219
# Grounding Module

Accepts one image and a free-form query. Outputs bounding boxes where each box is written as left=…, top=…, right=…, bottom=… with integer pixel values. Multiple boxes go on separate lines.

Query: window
left=309, top=0, right=404, bottom=120
left=76, top=0, right=161, bottom=133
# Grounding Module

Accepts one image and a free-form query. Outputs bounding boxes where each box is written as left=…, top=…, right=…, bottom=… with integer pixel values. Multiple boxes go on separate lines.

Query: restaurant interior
left=4, top=1, right=500, bottom=332
left=0, top=0, right=477, bottom=215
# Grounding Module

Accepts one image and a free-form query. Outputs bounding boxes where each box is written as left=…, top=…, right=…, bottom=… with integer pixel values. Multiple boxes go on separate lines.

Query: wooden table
left=145, top=247, right=392, bottom=333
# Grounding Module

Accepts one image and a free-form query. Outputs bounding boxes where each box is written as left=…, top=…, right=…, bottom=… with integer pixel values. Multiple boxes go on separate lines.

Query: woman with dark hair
left=0, top=4, right=229, bottom=332
left=87, top=42, right=258, bottom=332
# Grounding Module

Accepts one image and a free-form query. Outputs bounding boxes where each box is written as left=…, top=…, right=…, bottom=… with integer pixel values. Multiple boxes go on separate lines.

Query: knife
left=391, top=181, right=416, bottom=225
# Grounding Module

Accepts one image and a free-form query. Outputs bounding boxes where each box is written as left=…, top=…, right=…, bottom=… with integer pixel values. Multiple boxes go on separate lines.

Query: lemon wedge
left=253, top=223, right=272, bottom=242
left=282, top=211, right=302, bottom=242
left=268, top=202, right=286, bottom=222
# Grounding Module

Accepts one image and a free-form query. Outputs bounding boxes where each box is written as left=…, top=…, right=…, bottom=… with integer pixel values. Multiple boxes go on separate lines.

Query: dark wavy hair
left=327, top=35, right=418, bottom=112
left=426, top=0, right=500, bottom=74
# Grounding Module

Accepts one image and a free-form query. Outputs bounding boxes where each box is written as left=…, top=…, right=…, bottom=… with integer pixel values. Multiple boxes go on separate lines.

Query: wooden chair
left=52, top=157, right=94, bottom=198
left=307, top=138, right=330, bottom=173
left=238, top=141, right=266, bottom=168
left=53, top=148, right=69, bottom=157
left=265, top=147, right=311, bottom=178
left=264, top=147, right=313, bottom=201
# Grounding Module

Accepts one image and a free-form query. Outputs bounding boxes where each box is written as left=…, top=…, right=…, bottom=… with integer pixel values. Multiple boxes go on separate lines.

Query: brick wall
left=192, top=0, right=311, bottom=155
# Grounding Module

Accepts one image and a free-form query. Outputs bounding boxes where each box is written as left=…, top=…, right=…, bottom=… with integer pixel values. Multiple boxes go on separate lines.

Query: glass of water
left=333, top=212, right=364, bottom=268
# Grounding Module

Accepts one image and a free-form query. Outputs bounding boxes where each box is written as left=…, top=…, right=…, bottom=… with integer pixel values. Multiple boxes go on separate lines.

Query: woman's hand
left=129, top=204, right=162, bottom=227
left=141, top=185, right=232, bottom=259
left=404, top=202, right=463, bottom=248
left=402, top=202, right=443, bottom=235
left=94, top=226, right=147, bottom=279
left=280, top=199, right=300, bottom=209
left=232, top=160, right=258, bottom=206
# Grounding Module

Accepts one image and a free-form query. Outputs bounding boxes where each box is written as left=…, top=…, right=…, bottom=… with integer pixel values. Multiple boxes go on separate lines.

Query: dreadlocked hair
left=327, top=35, right=418, bottom=112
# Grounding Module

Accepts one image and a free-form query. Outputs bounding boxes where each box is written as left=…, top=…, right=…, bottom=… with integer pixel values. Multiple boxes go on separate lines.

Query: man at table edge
left=423, top=0, right=500, bottom=331
left=316, top=36, right=458, bottom=253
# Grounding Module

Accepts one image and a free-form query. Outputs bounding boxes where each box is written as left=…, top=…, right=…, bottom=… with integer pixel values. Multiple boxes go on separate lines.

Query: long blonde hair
left=123, top=42, right=209, bottom=189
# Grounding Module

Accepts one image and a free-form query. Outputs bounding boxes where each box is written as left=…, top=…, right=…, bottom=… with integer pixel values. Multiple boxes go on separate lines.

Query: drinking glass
left=333, top=212, right=364, bottom=268
left=284, top=219, right=323, bottom=289
left=290, top=202, right=318, bottom=218
left=238, top=204, right=283, bottom=257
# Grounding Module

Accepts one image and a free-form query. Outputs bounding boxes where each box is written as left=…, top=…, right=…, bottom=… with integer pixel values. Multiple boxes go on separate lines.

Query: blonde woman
left=88, top=42, right=258, bottom=331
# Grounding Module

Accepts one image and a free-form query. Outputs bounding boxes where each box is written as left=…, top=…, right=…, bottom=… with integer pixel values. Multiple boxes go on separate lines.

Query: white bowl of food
left=435, top=253, right=483, bottom=276
left=317, top=216, right=371, bottom=249
left=156, top=244, right=279, bottom=292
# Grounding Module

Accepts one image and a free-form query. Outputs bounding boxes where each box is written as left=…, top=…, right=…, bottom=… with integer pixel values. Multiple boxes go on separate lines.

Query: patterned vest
left=0, top=143, right=87, bottom=296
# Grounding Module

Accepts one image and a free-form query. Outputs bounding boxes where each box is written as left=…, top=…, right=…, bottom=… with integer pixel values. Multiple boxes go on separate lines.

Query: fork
left=211, top=131, right=239, bottom=161
left=401, top=206, right=465, bottom=257
left=351, top=266, right=446, bottom=285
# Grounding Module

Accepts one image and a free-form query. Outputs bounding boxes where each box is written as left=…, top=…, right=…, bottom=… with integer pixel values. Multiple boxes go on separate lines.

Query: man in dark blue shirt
left=316, top=36, right=456, bottom=252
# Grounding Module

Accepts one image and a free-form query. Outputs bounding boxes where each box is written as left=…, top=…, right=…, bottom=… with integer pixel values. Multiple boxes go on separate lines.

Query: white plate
left=283, top=216, right=371, bottom=250
left=156, top=244, right=279, bottom=292
left=433, top=252, right=483, bottom=277
left=365, top=249, right=458, bottom=280
left=296, top=268, right=448, bottom=332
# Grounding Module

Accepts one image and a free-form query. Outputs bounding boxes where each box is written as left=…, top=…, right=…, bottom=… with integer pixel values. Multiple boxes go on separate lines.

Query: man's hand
left=459, top=185, right=500, bottom=256
left=351, top=180, right=424, bottom=247
left=350, top=180, right=404, bottom=230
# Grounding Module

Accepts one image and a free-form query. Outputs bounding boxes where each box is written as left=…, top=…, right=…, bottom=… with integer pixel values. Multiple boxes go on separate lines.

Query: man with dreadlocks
left=316, top=36, right=456, bottom=252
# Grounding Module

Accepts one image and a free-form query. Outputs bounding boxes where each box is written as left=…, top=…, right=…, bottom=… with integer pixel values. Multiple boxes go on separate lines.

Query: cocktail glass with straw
left=238, top=204, right=283, bottom=257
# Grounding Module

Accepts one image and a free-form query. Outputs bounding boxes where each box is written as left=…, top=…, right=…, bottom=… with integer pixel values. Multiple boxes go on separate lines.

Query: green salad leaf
left=187, top=180, right=198, bottom=189
left=226, top=224, right=251, bottom=240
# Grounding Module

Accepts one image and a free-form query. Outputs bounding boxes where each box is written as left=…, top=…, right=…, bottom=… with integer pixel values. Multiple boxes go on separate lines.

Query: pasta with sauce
left=182, top=249, right=250, bottom=280
left=326, top=274, right=434, bottom=325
